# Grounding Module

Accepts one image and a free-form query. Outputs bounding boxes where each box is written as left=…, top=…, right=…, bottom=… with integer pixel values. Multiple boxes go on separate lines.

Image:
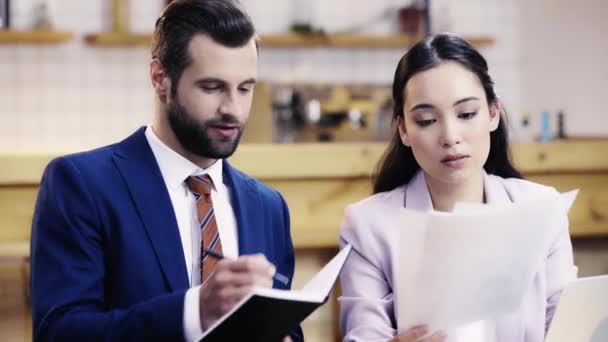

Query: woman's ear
left=489, top=100, right=501, bottom=132
left=150, top=59, right=171, bottom=103
left=397, top=116, right=411, bottom=147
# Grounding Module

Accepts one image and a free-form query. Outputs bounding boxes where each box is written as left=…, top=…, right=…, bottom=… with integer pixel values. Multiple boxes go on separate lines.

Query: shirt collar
left=145, top=125, right=223, bottom=190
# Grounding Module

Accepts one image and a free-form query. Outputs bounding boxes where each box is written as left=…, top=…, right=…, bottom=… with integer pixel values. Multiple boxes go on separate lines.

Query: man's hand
left=199, top=254, right=275, bottom=330
left=389, top=325, right=446, bottom=342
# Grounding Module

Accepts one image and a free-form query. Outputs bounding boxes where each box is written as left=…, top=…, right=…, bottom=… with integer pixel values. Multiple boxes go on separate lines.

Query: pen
left=204, top=249, right=290, bottom=286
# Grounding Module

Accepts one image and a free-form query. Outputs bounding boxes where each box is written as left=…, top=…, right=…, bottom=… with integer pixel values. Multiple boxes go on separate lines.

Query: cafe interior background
left=1, top=0, right=607, bottom=340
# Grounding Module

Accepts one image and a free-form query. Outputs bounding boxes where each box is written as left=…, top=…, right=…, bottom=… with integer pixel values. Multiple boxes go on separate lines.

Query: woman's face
left=398, top=61, right=500, bottom=186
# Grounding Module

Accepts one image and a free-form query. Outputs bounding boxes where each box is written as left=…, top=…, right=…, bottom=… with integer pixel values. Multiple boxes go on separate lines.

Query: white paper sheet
left=397, top=190, right=578, bottom=338
left=302, top=244, right=353, bottom=294
left=545, top=275, right=608, bottom=342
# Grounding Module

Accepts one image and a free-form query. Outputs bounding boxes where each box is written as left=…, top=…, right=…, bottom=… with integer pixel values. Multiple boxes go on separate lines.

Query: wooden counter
left=1, top=140, right=608, bottom=257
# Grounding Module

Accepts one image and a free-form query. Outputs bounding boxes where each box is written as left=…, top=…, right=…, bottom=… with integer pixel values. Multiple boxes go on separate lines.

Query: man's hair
left=151, top=0, right=256, bottom=96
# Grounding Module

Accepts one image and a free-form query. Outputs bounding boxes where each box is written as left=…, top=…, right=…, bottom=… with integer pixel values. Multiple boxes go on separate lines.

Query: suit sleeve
left=30, top=157, right=187, bottom=341
left=275, top=191, right=305, bottom=342
left=339, top=205, right=396, bottom=342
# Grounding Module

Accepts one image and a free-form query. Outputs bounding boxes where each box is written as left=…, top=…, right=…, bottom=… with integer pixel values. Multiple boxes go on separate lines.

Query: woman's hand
left=389, top=325, right=446, bottom=342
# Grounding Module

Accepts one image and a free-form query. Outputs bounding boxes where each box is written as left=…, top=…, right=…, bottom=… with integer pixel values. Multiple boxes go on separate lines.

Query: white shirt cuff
left=183, top=285, right=204, bottom=342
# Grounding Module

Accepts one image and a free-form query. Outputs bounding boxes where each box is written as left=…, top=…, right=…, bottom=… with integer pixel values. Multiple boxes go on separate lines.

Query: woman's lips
left=441, top=154, right=469, bottom=168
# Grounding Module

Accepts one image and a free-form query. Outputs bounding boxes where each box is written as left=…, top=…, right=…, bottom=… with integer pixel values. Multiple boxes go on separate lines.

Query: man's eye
left=201, top=85, right=221, bottom=92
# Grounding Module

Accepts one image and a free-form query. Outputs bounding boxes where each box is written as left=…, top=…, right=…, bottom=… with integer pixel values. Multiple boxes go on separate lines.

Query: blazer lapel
left=222, top=160, right=265, bottom=256
left=112, top=127, right=189, bottom=291
left=483, top=172, right=513, bottom=205
left=404, top=170, right=434, bottom=211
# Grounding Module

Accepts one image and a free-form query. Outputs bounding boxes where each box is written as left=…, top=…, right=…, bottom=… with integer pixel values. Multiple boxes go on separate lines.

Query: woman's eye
left=459, top=112, right=477, bottom=119
left=416, top=119, right=436, bottom=127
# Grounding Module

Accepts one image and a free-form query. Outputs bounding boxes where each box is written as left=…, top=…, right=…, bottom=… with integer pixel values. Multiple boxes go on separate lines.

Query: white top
left=145, top=126, right=238, bottom=341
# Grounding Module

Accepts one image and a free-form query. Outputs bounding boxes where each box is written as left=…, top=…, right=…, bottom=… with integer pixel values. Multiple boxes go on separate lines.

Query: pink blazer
left=339, top=171, right=577, bottom=342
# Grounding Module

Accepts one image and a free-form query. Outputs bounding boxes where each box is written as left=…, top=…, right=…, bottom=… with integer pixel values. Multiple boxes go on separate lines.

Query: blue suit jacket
left=30, top=128, right=303, bottom=341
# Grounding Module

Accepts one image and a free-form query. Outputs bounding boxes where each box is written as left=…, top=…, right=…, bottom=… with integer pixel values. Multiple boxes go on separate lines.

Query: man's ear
left=489, top=100, right=501, bottom=132
left=150, top=59, right=171, bottom=103
left=397, top=116, right=411, bottom=147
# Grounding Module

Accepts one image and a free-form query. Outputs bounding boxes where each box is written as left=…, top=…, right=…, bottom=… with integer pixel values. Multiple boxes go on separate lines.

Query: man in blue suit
left=30, top=1, right=302, bottom=341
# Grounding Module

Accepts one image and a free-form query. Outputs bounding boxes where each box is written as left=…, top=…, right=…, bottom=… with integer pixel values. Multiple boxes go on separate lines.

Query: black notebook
left=200, top=245, right=353, bottom=341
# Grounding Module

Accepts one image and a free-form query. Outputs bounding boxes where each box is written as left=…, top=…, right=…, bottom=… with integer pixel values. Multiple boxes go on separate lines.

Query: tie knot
left=186, top=175, right=213, bottom=197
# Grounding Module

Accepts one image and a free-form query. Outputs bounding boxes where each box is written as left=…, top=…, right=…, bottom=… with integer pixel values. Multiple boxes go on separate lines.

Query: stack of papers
left=396, top=190, right=578, bottom=337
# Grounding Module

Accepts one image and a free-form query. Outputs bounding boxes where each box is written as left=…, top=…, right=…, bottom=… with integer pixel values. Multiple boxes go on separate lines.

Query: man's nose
left=219, top=92, right=242, bottom=116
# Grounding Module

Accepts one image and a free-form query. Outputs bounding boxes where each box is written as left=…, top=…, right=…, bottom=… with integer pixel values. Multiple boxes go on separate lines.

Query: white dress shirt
left=145, top=126, right=238, bottom=341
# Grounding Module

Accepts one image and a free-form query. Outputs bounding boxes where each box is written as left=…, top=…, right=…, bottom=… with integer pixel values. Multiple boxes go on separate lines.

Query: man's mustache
left=207, top=114, right=241, bottom=127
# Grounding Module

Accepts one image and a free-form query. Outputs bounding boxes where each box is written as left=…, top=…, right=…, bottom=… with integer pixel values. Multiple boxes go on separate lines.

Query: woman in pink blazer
left=338, top=33, right=576, bottom=342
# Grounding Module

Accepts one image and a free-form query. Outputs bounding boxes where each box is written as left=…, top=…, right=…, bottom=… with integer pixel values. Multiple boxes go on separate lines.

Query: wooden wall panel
left=264, top=178, right=371, bottom=248
left=527, top=174, right=608, bottom=236
left=0, top=187, right=38, bottom=242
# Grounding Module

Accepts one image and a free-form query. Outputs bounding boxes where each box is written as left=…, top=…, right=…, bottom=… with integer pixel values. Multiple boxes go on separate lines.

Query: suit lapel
left=112, top=128, right=189, bottom=291
left=222, top=160, right=265, bottom=256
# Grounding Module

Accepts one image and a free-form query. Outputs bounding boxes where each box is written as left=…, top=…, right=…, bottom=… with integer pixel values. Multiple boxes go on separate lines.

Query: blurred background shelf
left=84, top=32, right=152, bottom=47
left=0, top=30, right=74, bottom=44
left=0, top=242, right=29, bottom=260
left=83, top=32, right=494, bottom=49
left=259, top=33, right=494, bottom=48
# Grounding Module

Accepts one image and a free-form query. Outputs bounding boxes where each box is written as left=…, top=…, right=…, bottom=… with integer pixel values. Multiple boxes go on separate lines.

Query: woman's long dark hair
left=373, top=33, right=522, bottom=194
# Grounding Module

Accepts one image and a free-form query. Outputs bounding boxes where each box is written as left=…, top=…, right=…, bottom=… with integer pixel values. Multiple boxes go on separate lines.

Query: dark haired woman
left=338, top=34, right=576, bottom=342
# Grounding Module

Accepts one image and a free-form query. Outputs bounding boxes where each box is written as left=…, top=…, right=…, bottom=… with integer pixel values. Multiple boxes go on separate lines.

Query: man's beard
left=167, top=98, right=243, bottom=159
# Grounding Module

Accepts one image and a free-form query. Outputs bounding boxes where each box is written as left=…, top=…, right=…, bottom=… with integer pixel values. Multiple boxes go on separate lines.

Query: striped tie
left=186, top=175, right=223, bottom=284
